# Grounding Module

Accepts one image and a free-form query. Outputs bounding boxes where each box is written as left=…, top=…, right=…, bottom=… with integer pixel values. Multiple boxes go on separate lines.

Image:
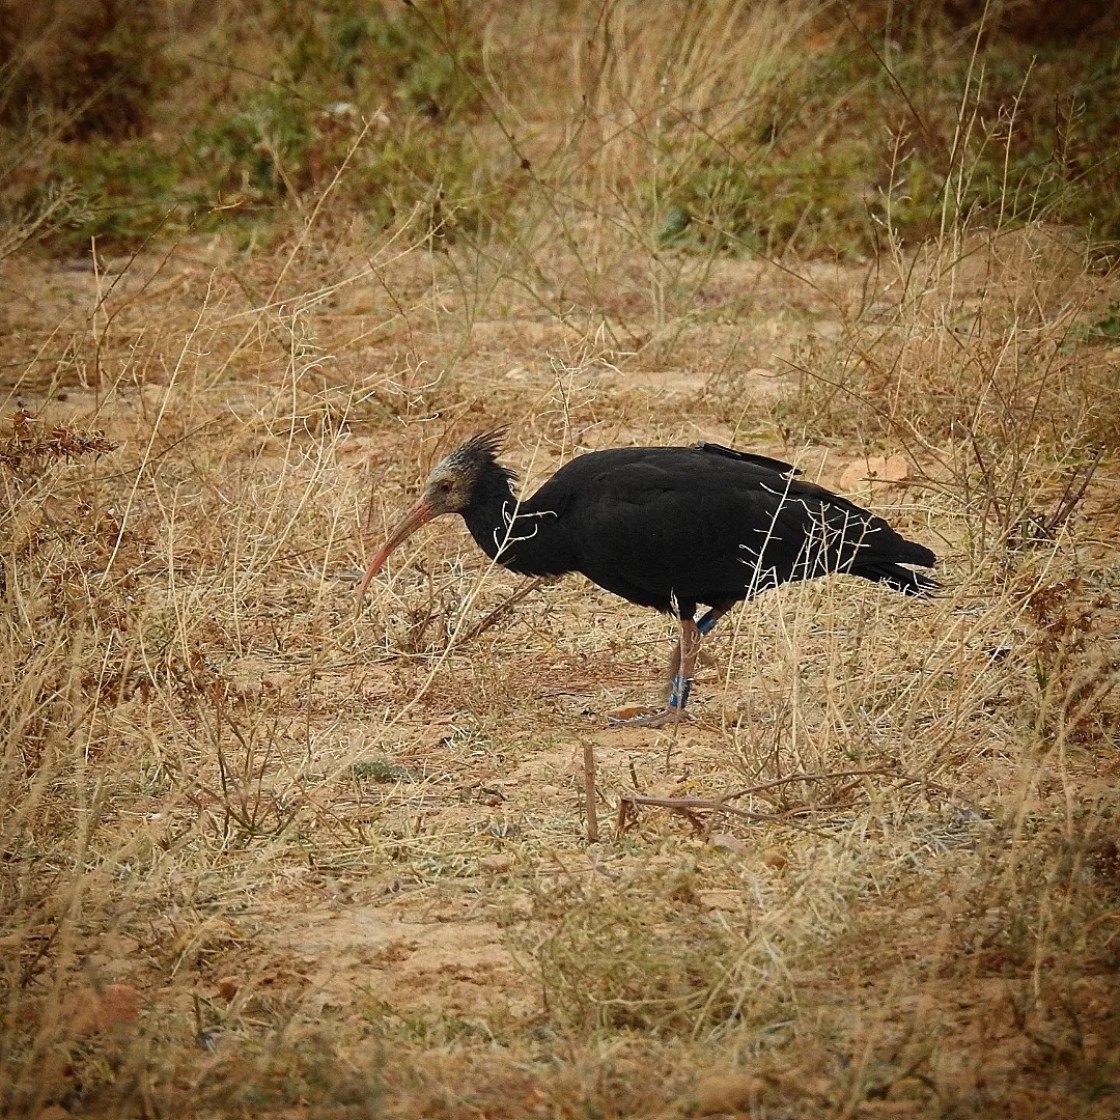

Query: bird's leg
left=608, top=603, right=732, bottom=728
left=665, top=617, right=702, bottom=711
left=610, top=617, right=704, bottom=728
left=661, top=605, right=728, bottom=689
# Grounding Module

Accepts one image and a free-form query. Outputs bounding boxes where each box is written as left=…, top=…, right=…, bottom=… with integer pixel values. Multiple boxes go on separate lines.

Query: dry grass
left=2, top=5, right=1120, bottom=1119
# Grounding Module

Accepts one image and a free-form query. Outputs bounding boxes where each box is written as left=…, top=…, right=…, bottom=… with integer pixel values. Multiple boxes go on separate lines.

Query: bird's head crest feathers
left=422, top=429, right=517, bottom=515
left=446, top=429, right=508, bottom=470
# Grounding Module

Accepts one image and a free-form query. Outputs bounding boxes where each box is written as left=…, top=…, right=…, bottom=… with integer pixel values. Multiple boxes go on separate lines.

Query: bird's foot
left=607, top=705, right=690, bottom=728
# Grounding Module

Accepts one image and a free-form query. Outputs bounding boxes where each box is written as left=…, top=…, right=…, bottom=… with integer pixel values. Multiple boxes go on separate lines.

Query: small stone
left=761, top=847, right=788, bottom=870
left=693, top=1072, right=768, bottom=1114
left=609, top=706, right=649, bottom=722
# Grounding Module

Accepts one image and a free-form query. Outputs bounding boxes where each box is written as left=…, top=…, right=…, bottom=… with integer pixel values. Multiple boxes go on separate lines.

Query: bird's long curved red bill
left=357, top=498, right=434, bottom=600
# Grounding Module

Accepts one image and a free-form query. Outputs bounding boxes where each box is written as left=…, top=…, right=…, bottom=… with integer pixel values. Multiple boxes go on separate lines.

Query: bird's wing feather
left=533, top=450, right=928, bottom=609
left=693, top=442, right=801, bottom=476
left=539, top=457, right=801, bottom=606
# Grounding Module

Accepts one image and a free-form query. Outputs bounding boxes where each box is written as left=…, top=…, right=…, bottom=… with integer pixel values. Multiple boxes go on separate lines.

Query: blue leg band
left=668, top=674, right=693, bottom=710
left=697, top=610, right=721, bottom=636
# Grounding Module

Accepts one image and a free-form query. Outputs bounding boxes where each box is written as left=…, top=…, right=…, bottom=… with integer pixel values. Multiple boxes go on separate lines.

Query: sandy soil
left=2, top=231, right=1118, bottom=1117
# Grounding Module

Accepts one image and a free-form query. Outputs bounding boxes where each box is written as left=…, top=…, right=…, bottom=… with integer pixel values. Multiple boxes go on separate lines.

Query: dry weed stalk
left=615, top=767, right=965, bottom=837
left=0, top=409, right=117, bottom=475
left=583, top=740, right=599, bottom=843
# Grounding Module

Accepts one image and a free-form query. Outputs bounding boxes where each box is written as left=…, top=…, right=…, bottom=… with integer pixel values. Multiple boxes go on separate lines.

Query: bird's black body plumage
left=456, top=437, right=936, bottom=620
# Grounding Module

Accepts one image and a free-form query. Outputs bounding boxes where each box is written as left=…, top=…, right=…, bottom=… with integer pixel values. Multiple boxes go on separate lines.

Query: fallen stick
left=613, top=763, right=961, bottom=839
left=464, top=576, right=556, bottom=643
left=583, top=742, right=599, bottom=843
left=615, top=792, right=833, bottom=838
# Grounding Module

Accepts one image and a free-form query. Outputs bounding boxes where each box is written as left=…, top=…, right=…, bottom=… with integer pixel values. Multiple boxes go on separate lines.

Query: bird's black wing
left=527, top=449, right=800, bottom=611
left=530, top=446, right=934, bottom=613
left=693, top=442, right=801, bottom=476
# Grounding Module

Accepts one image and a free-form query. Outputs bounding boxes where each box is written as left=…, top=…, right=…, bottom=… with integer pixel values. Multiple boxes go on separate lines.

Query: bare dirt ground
left=2, top=226, right=1119, bottom=1117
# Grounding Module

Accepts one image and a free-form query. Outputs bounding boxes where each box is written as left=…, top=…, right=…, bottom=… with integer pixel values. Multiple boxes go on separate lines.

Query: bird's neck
left=460, top=475, right=556, bottom=576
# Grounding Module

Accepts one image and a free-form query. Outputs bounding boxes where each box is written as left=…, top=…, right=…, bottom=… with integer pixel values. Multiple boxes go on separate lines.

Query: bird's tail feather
left=855, top=562, right=939, bottom=596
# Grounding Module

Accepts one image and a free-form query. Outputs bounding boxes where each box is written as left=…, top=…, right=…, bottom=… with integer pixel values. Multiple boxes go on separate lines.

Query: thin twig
left=717, top=767, right=910, bottom=805
left=615, top=767, right=972, bottom=839
left=1044, top=449, right=1103, bottom=535
left=463, top=575, right=556, bottom=643
left=616, top=793, right=834, bottom=838
left=583, top=742, right=599, bottom=844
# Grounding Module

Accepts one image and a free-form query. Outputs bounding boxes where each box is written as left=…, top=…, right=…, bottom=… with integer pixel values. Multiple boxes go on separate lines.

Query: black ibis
left=359, top=432, right=937, bottom=726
